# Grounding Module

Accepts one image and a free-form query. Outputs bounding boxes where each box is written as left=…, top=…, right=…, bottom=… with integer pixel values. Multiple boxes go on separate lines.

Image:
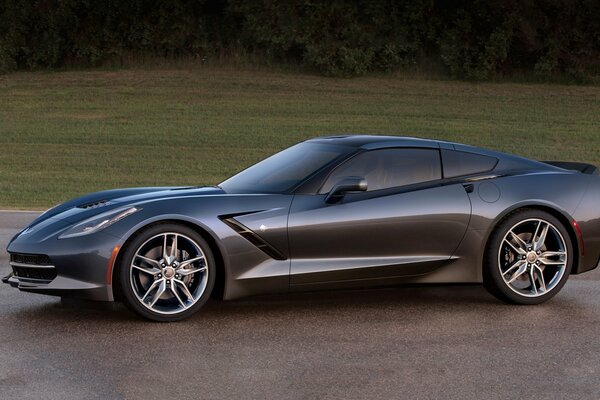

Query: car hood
left=29, top=186, right=226, bottom=227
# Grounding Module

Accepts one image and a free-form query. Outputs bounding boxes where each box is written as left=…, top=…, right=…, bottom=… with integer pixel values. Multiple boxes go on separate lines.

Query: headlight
left=59, top=207, right=141, bottom=239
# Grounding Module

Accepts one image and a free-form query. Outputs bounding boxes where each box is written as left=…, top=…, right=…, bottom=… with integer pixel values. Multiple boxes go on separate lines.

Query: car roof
left=308, top=135, right=443, bottom=149
left=307, top=134, right=562, bottom=174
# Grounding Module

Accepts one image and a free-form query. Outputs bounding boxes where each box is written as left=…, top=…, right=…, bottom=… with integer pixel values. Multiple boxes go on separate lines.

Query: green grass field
left=0, top=66, right=599, bottom=208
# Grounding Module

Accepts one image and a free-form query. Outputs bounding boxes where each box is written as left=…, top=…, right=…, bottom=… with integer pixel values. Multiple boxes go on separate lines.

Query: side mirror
left=325, top=177, right=367, bottom=204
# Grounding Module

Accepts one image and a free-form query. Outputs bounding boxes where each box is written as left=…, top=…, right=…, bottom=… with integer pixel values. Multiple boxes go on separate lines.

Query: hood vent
left=77, top=199, right=109, bottom=209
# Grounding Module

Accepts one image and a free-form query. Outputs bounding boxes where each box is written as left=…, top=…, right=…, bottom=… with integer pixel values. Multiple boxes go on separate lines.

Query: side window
left=319, top=148, right=442, bottom=193
left=441, top=149, right=498, bottom=178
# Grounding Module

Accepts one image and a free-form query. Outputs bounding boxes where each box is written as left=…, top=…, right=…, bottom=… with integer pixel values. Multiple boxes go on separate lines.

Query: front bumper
left=2, top=271, right=111, bottom=301
left=3, top=229, right=122, bottom=302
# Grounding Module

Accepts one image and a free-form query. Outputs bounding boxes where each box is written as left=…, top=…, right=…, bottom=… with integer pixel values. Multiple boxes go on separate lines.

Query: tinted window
left=441, top=149, right=498, bottom=178
left=320, top=148, right=442, bottom=193
left=219, top=142, right=351, bottom=194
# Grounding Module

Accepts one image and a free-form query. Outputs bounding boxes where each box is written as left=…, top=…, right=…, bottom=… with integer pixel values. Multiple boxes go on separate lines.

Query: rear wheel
left=483, top=209, right=573, bottom=304
left=119, top=223, right=215, bottom=321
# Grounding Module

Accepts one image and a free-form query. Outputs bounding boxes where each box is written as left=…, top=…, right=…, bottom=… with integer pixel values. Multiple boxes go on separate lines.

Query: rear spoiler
left=543, top=161, right=599, bottom=175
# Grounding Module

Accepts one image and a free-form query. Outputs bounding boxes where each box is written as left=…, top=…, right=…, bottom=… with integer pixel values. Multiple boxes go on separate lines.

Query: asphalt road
left=1, top=211, right=599, bottom=400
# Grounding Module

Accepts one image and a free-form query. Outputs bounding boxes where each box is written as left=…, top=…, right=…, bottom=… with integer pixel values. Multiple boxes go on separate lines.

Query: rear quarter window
left=442, top=149, right=498, bottom=178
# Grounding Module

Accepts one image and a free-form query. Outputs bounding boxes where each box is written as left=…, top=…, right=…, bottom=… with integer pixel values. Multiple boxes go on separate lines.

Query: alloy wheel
left=498, top=218, right=568, bottom=298
left=129, top=232, right=209, bottom=315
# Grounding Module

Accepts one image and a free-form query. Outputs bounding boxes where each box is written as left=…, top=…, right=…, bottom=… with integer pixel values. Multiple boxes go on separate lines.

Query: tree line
left=1, top=0, right=598, bottom=81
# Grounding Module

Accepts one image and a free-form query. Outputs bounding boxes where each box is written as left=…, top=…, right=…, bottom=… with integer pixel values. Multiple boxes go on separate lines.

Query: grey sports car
left=4, top=135, right=600, bottom=321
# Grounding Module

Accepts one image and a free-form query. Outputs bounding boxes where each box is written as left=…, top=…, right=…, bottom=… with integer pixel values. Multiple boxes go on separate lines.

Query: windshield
left=219, top=142, right=351, bottom=194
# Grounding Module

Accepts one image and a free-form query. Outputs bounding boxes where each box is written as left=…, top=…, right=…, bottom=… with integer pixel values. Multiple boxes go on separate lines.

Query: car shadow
left=7, top=284, right=499, bottom=323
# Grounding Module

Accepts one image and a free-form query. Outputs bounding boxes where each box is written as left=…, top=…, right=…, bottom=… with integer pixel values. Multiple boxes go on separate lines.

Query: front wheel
left=483, top=209, right=573, bottom=305
left=119, top=223, right=215, bottom=321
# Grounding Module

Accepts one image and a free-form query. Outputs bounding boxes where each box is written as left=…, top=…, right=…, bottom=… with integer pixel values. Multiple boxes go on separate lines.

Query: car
left=3, top=135, right=600, bottom=321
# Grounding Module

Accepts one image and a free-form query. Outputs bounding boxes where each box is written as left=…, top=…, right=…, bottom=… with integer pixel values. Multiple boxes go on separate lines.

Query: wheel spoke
left=132, top=264, right=160, bottom=275
left=538, top=258, right=565, bottom=266
left=178, top=256, right=205, bottom=269
left=177, top=266, right=207, bottom=277
left=533, top=222, right=549, bottom=251
left=532, top=221, right=540, bottom=237
left=538, top=249, right=566, bottom=266
left=135, top=254, right=161, bottom=268
left=504, top=239, right=526, bottom=256
left=540, top=251, right=566, bottom=258
left=506, top=261, right=528, bottom=284
left=174, top=278, right=194, bottom=301
left=532, top=221, right=542, bottom=247
left=508, top=231, right=528, bottom=253
left=162, top=234, right=169, bottom=261
left=502, top=260, right=526, bottom=278
left=170, top=234, right=178, bottom=260
left=529, top=269, right=538, bottom=295
left=149, top=279, right=167, bottom=307
left=141, top=279, right=161, bottom=302
left=171, top=285, right=187, bottom=308
left=534, top=265, right=546, bottom=292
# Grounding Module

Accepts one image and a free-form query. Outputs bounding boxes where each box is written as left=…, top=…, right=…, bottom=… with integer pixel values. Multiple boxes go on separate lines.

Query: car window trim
left=332, top=172, right=506, bottom=204
left=336, top=179, right=445, bottom=203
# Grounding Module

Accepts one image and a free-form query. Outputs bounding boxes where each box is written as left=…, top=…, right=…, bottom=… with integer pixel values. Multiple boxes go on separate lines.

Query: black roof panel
left=308, top=135, right=440, bottom=149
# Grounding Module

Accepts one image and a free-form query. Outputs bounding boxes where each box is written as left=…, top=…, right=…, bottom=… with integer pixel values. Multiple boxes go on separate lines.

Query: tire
left=483, top=209, right=573, bottom=305
left=119, top=223, right=216, bottom=321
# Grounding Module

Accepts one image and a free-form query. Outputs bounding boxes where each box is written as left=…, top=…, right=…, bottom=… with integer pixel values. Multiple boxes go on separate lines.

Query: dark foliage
left=0, top=0, right=598, bottom=80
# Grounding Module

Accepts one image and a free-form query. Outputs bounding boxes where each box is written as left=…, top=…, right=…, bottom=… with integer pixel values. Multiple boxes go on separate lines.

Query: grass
left=0, top=66, right=599, bottom=208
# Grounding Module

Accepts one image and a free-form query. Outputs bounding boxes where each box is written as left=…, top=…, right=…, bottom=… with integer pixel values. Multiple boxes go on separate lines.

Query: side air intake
left=221, top=217, right=286, bottom=260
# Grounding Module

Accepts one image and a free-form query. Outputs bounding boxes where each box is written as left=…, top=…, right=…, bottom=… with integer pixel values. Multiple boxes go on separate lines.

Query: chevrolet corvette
left=4, top=135, right=600, bottom=321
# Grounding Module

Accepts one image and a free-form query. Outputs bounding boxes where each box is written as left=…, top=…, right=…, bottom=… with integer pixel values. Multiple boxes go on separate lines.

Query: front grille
left=10, top=253, right=52, bottom=265
left=9, top=253, right=56, bottom=283
left=12, top=265, right=57, bottom=281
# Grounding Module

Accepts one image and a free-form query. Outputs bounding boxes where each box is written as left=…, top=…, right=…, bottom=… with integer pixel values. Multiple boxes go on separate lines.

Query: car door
left=287, top=147, right=472, bottom=287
